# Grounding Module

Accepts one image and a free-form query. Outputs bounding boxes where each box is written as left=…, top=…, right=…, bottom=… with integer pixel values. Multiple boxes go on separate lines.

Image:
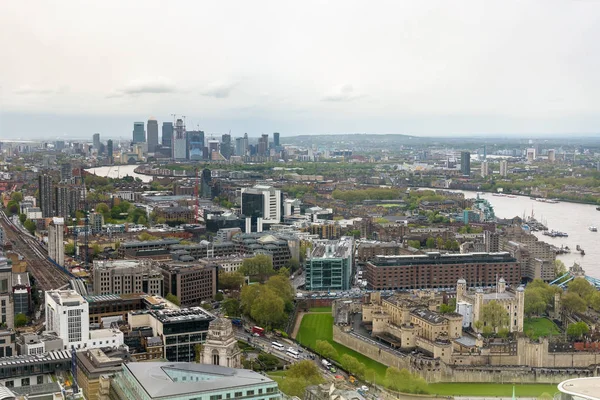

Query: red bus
left=252, top=326, right=265, bottom=336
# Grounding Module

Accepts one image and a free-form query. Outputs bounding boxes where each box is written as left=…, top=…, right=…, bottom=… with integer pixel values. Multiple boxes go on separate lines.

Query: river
left=85, top=165, right=153, bottom=183
left=460, top=191, right=600, bottom=279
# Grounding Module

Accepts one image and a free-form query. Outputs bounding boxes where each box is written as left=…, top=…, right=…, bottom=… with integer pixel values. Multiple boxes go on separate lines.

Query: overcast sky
left=1, top=1, right=600, bottom=139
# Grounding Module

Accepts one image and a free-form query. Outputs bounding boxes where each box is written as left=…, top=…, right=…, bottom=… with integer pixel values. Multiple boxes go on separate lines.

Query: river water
left=460, top=191, right=600, bottom=279
left=85, top=165, right=153, bottom=183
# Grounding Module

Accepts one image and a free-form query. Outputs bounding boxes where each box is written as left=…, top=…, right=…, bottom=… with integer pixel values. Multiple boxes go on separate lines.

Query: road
left=0, top=211, right=72, bottom=290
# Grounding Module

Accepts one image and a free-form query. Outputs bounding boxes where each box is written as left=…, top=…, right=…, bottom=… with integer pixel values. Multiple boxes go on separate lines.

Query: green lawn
left=308, top=306, right=332, bottom=313
left=428, top=383, right=558, bottom=397
left=524, top=317, right=561, bottom=340
left=297, top=313, right=388, bottom=384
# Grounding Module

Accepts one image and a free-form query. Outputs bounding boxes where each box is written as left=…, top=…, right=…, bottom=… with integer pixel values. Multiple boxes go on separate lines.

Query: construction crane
left=195, top=168, right=200, bottom=222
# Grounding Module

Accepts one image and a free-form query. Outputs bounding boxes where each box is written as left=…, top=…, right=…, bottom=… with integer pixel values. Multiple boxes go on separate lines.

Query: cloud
left=109, top=78, right=177, bottom=97
left=201, top=81, right=238, bottom=99
left=322, top=84, right=365, bottom=102
left=13, top=85, right=67, bottom=95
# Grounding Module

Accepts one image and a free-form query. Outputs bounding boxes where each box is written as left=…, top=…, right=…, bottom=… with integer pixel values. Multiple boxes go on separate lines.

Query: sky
left=1, top=0, right=600, bottom=139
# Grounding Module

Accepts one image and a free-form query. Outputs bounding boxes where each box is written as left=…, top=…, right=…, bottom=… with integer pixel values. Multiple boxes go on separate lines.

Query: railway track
left=0, top=211, right=71, bottom=290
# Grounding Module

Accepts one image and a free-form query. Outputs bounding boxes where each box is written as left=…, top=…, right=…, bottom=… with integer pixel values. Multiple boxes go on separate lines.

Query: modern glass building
left=188, top=130, right=205, bottom=160
left=133, top=122, right=145, bottom=143
left=305, top=236, right=354, bottom=291
left=162, top=122, right=173, bottom=147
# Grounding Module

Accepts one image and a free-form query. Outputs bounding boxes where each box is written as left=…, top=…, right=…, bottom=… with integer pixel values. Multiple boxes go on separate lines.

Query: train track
left=0, top=211, right=71, bottom=290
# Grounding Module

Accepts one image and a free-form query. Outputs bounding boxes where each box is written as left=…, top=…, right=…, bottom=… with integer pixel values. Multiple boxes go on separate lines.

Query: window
left=247, top=391, right=255, bottom=396
left=235, top=392, right=243, bottom=398
left=21, top=378, right=30, bottom=386
left=37, top=376, right=44, bottom=384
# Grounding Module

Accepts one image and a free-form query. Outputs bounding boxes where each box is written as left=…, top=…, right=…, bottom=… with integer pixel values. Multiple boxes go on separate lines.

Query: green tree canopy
left=278, top=360, right=324, bottom=398
left=479, top=300, right=509, bottom=332
left=250, top=287, right=286, bottom=328
left=239, top=255, right=275, bottom=283
left=567, top=278, right=596, bottom=302
left=340, top=354, right=366, bottom=378
left=567, top=321, right=589, bottom=339
left=165, top=293, right=180, bottom=306
left=315, top=340, right=338, bottom=360
left=14, top=313, right=27, bottom=328
left=222, top=298, right=241, bottom=317
left=384, top=366, right=429, bottom=394
left=218, top=272, right=245, bottom=291
left=23, top=219, right=36, bottom=234
left=10, top=192, right=23, bottom=203
left=561, top=292, right=587, bottom=314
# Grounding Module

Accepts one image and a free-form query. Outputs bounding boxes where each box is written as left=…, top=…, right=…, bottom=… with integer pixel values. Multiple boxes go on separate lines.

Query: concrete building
left=0, top=349, right=71, bottom=392
left=93, top=133, right=100, bottom=150
left=499, top=159, right=508, bottom=177
left=460, top=151, right=471, bottom=176
left=241, top=184, right=282, bottom=227
left=273, top=131, right=280, bottom=147
left=109, top=362, right=280, bottom=400
left=76, top=347, right=129, bottom=400
left=480, top=160, right=489, bottom=178
left=306, top=237, right=354, bottom=292
left=0, top=257, right=14, bottom=329
left=107, top=139, right=114, bottom=163
left=159, top=262, right=218, bottom=307
left=38, top=173, right=54, bottom=218
left=54, top=184, right=83, bottom=218
left=172, top=118, right=187, bottom=160
left=161, top=121, right=173, bottom=148
left=527, top=148, right=536, bottom=162
left=364, top=252, right=521, bottom=290
left=45, top=289, right=125, bottom=351
left=548, top=149, right=556, bottom=162
left=283, top=198, right=301, bottom=217
left=12, top=272, right=30, bottom=316
left=200, top=318, right=241, bottom=368
left=133, top=122, right=145, bottom=143
left=89, top=212, right=104, bottom=234
left=47, top=217, right=65, bottom=266
left=92, top=260, right=163, bottom=296
left=484, top=230, right=500, bottom=253
left=147, top=117, right=159, bottom=153
left=456, top=277, right=525, bottom=332
left=188, top=130, right=205, bottom=160
left=499, top=225, right=556, bottom=281
left=60, top=162, right=72, bottom=182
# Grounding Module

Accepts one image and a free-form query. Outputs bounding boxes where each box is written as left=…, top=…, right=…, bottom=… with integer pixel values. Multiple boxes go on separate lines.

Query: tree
left=439, top=299, right=456, bottom=314
left=436, top=237, right=444, bottom=249
left=340, top=354, right=366, bottom=378
left=240, top=285, right=262, bottom=315
left=10, top=192, right=23, bottom=203
left=561, top=292, right=587, bottom=314
left=407, top=240, right=421, bottom=249
left=23, top=219, right=36, bottom=234
left=222, top=298, right=241, bottom=317
left=525, top=287, right=547, bottom=317
left=480, top=300, right=509, bottom=332
left=6, top=201, right=19, bottom=216
left=567, top=278, right=595, bottom=302
left=315, top=340, right=338, bottom=360
left=265, top=275, right=294, bottom=305
left=425, top=237, right=435, bottom=249
left=554, top=260, right=567, bottom=277
left=14, top=313, right=27, bottom=327
left=219, top=272, right=245, bottom=291
left=250, top=287, right=286, bottom=328
left=278, top=360, right=324, bottom=398
left=214, top=292, right=224, bottom=301
left=239, top=255, right=275, bottom=283
left=195, top=344, right=203, bottom=362
left=65, top=243, right=76, bottom=256
left=165, top=293, right=180, bottom=306
left=96, top=203, right=110, bottom=216
left=567, top=321, right=589, bottom=339
left=19, top=213, right=26, bottom=224
left=286, top=258, right=300, bottom=273
left=137, top=215, right=148, bottom=226
left=384, top=366, right=429, bottom=394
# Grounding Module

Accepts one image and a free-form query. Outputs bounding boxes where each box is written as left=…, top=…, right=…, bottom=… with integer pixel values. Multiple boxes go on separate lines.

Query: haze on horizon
left=1, top=1, right=600, bottom=140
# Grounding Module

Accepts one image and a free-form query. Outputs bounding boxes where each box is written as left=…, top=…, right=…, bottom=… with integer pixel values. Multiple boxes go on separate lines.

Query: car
left=360, top=386, right=369, bottom=392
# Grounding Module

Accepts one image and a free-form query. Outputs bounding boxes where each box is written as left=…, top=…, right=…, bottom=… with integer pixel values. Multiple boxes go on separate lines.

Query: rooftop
left=558, top=377, right=600, bottom=400
left=146, top=307, right=215, bottom=324
left=123, top=362, right=277, bottom=398
left=369, top=251, right=515, bottom=267
left=411, top=308, right=447, bottom=325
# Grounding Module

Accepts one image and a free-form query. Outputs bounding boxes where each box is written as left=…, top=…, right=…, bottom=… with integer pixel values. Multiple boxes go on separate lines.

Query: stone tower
left=201, top=318, right=242, bottom=368
left=516, top=285, right=525, bottom=332
left=456, top=278, right=466, bottom=302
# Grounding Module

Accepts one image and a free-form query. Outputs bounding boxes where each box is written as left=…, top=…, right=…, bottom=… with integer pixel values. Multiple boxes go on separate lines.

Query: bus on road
left=271, top=342, right=285, bottom=351
left=252, top=326, right=265, bottom=336
left=286, top=348, right=300, bottom=359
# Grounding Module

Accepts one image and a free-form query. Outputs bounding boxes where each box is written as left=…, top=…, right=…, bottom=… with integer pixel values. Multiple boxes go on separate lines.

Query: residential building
left=154, top=206, right=195, bottom=224
left=499, top=159, right=508, bottom=177
left=47, top=217, right=65, bottom=266
left=548, top=149, right=556, bottom=162
left=499, top=225, right=556, bottom=281
left=109, top=362, right=281, bottom=400
left=460, top=151, right=471, bottom=176
left=172, top=118, right=187, bottom=160
left=147, top=117, right=159, bottom=153
left=162, top=121, right=173, bottom=148
left=364, top=252, right=521, bottom=290
left=480, top=160, right=489, bottom=178
left=484, top=230, right=500, bottom=253
left=241, top=184, right=282, bottom=227
left=38, top=173, right=54, bottom=218
left=89, top=212, right=104, bottom=234
left=92, top=260, right=163, bottom=296
left=93, top=133, right=101, bottom=150
left=60, top=162, right=72, bottom=182
left=527, top=148, right=536, bottom=162
left=200, top=318, right=242, bottom=368
left=305, top=237, right=354, bottom=292
left=54, top=184, right=83, bottom=218
left=128, top=307, right=214, bottom=362
left=133, top=122, right=145, bottom=143
left=159, top=262, right=218, bottom=306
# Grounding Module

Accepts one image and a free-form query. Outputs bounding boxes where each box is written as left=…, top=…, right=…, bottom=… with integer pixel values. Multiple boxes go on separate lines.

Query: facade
left=456, top=277, right=525, bottom=332
left=172, top=118, right=187, bottom=160
left=460, top=151, right=471, bottom=176
left=200, top=318, right=242, bottom=368
left=133, top=122, right=145, bottom=143
left=47, top=217, right=65, bottom=266
left=499, top=159, right=508, bottom=177
left=117, top=239, right=180, bottom=258
left=147, top=117, right=159, bottom=153
left=90, top=212, right=104, bottom=234
left=241, top=185, right=282, bottom=226
left=54, top=184, right=82, bottom=218
left=364, top=252, right=521, bottom=290
left=107, top=139, right=114, bottom=163
left=273, top=131, right=280, bottom=147
left=161, top=121, right=173, bottom=148
left=188, top=130, right=205, bottom=160
left=86, top=293, right=146, bottom=325
left=306, top=237, right=354, bottom=292
left=500, top=225, right=556, bottom=281
left=110, top=362, right=281, bottom=400
left=0, top=257, right=14, bottom=329
left=92, top=260, right=163, bottom=296
left=0, top=350, right=71, bottom=391
left=12, top=272, right=30, bottom=316
left=60, top=162, right=72, bottom=182
left=154, top=206, right=195, bottom=224
left=38, top=173, right=54, bottom=218
left=197, top=255, right=250, bottom=273
left=93, top=133, right=101, bottom=149
left=76, top=347, right=128, bottom=400
left=480, top=160, right=489, bottom=178
left=231, top=232, right=296, bottom=270
left=159, top=262, right=218, bottom=307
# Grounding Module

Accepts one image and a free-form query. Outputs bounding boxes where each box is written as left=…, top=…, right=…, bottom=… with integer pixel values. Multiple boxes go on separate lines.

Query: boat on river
left=590, top=226, right=598, bottom=232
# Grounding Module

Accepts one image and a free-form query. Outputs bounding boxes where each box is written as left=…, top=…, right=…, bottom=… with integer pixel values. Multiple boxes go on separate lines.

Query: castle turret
left=456, top=278, right=466, bottom=302
left=516, top=285, right=525, bottom=332
left=498, top=277, right=506, bottom=293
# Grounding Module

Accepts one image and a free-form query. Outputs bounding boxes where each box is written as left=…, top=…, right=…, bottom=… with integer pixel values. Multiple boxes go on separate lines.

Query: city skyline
left=2, top=1, right=600, bottom=138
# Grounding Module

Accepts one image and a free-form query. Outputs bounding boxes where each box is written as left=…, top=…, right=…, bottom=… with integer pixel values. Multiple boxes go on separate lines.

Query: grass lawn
left=308, top=306, right=332, bottom=313
left=297, top=313, right=388, bottom=384
left=428, top=383, right=558, bottom=397
left=524, top=317, right=561, bottom=340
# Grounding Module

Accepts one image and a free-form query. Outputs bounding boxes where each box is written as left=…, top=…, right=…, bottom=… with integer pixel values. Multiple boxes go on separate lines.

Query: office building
left=258, top=134, right=269, bottom=156
left=38, top=173, right=54, bottom=218
left=93, top=133, right=100, bottom=150
left=159, top=262, right=218, bottom=307
left=273, top=131, right=280, bottom=148
left=0, top=349, right=71, bottom=390
left=231, top=232, right=296, bottom=270
left=207, top=139, right=220, bottom=159
left=147, top=117, right=159, bottom=153
left=161, top=121, right=173, bottom=148
left=48, top=217, right=65, bottom=267
left=305, top=237, right=354, bottom=292
left=117, top=239, right=180, bottom=258
left=172, top=118, right=187, bottom=160
left=54, top=140, right=65, bottom=151
left=128, top=307, right=214, bottom=362
left=107, top=139, right=114, bottom=163
left=12, top=272, right=30, bottom=316
left=85, top=293, right=147, bottom=325
left=235, top=137, right=245, bottom=156
left=526, top=148, right=536, bottom=162
left=188, top=130, right=205, bottom=160
left=460, top=151, right=471, bottom=176
left=76, top=347, right=129, bottom=400
left=364, top=252, right=521, bottom=290
left=480, top=160, right=489, bottom=178
left=241, top=184, right=282, bottom=226
left=0, top=257, right=14, bottom=329
left=548, top=149, right=556, bottom=162
left=45, top=289, right=125, bottom=350
left=221, top=133, right=232, bottom=159
left=92, top=260, right=163, bottom=296
left=109, top=362, right=280, bottom=400
left=499, top=159, right=508, bottom=177
left=132, top=122, right=145, bottom=143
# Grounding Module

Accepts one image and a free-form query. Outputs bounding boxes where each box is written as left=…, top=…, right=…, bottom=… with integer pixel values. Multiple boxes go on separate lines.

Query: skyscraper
left=258, top=134, right=269, bottom=156
left=188, top=131, right=205, bottom=160
left=60, top=163, right=72, bottom=182
left=241, top=184, right=282, bottom=226
left=499, top=159, right=508, bottom=177
left=172, top=119, right=187, bottom=160
left=92, top=133, right=100, bottom=150
left=480, top=160, right=489, bottom=178
left=38, top=173, right=54, bottom=218
left=107, top=139, right=114, bottom=164
left=162, top=122, right=173, bottom=148
left=460, top=151, right=471, bottom=176
left=221, top=134, right=232, bottom=159
left=132, top=122, right=145, bottom=143
left=235, top=137, right=244, bottom=156
left=273, top=132, right=280, bottom=148
left=147, top=118, right=159, bottom=152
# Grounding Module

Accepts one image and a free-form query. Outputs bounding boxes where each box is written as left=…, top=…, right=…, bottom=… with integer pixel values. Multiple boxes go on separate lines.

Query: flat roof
left=558, top=377, right=600, bottom=400
left=149, top=307, right=214, bottom=324
left=124, top=362, right=277, bottom=398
